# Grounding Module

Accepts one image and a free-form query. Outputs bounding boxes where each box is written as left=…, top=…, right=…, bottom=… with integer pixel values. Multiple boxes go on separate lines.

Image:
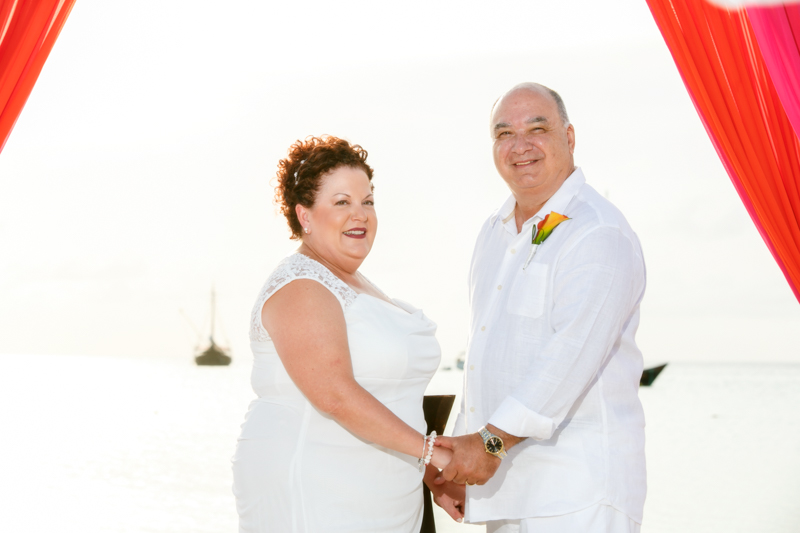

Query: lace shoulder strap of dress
left=249, top=253, right=358, bottom=342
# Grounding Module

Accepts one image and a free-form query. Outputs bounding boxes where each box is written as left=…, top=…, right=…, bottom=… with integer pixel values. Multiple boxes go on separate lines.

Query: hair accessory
left=293, top=160, right=305, bottom=185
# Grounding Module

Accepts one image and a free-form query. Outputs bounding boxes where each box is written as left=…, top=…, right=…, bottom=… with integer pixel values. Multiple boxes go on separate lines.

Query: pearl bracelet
left=418, top=434, right=427, bottom=471
left=417, top=431, right=437, bottom=471
left=424, top=431, right=437, bottom=466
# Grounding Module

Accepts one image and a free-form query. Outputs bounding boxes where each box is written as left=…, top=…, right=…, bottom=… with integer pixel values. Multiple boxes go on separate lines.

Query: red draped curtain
left=0, top=0, right=75, bottom=154
left=747, top=5, right=800, bottom=140
left=646, top=0, right=800, bottom=303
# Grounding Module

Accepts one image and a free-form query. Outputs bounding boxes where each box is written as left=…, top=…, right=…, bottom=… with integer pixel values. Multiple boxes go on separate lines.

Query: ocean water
left=1, top=354, right=798, bottom=533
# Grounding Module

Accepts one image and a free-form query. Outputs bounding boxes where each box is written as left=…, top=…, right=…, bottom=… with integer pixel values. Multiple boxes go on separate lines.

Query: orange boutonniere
left=523, top=212, right=570, bottom=270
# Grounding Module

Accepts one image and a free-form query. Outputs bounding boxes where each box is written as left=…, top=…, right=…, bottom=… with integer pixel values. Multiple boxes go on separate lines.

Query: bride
left=232, top=136, right=458, bottom=532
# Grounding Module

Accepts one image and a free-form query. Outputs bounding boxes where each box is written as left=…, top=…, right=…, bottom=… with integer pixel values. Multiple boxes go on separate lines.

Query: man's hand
left=424, top=464, right=465, bottom=522
left=435, top=433, right=501, bottom=485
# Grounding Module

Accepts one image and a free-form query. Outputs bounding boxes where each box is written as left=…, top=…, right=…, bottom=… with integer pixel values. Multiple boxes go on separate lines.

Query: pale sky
left=1, top=0, right=798, bottom=365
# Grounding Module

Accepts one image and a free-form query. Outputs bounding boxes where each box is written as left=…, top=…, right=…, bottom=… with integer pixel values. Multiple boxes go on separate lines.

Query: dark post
left=420, top=395, right=456, bottom=533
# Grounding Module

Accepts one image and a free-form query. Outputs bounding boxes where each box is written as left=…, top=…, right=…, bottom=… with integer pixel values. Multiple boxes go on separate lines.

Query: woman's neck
left=297, top=243, right=362, bottom=284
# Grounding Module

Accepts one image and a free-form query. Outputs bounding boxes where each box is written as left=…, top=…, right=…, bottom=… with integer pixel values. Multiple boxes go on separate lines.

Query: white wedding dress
left=232, top=253, right=441, bottom=532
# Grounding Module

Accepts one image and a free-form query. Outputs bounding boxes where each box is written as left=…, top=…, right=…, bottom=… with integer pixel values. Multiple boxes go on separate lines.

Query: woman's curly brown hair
left=274, top=135, right=374, bottom=240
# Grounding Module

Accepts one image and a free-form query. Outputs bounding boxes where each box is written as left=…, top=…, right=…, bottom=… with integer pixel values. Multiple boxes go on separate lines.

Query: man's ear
left=567, top=124, right=576, bottom=155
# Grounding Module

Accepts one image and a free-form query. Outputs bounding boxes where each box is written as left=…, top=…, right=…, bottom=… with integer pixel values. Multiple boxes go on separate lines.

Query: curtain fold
left=747, top=5, right=800, bottom=139
left=646, top=0, right=800, bottom=303
left=0, top=0, right=75, bottom=154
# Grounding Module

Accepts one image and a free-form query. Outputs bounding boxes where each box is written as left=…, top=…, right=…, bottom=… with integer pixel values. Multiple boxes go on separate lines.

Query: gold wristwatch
left=479, top=426, right=507, bottom=459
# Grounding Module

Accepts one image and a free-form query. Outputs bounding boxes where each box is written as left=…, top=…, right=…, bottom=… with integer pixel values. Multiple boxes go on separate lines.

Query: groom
left=432, top=83, right=647, bottom=532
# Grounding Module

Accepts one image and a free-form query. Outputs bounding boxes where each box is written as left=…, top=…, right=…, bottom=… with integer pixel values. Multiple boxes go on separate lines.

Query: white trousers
left=485, top=504, right=640, bottom=533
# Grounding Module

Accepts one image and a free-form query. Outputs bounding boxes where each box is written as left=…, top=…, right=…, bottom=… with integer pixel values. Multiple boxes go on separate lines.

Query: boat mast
left=210, top=287, right=216, bottom=346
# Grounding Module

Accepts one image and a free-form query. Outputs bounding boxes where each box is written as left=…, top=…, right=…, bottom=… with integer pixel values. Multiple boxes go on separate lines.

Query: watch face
left=486, top=436, right=503, bottom=454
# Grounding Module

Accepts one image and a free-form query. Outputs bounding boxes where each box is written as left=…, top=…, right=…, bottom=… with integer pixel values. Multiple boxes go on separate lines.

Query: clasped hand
left=436, top=433, right=501, bottom=486
left=423, top=431, right=502, bottom=522
left=423, top=447, right=465, bottom=522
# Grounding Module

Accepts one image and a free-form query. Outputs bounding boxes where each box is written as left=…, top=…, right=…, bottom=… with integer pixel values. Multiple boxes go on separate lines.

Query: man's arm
left=490, top=226, right=643, bottom=439
left=440, top=226, right=644, bottom=483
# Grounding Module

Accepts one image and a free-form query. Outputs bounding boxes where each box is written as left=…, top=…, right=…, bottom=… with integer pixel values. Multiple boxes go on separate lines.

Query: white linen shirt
left=454, top=168, right=647, bottom=524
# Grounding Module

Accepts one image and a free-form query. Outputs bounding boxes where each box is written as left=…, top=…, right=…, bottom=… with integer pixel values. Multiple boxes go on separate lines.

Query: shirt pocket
left=506, top=263, right=549, bottom=318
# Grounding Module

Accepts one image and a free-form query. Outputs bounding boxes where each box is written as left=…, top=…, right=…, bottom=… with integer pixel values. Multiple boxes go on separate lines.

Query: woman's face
left=297, top=165, right=376, bottom=266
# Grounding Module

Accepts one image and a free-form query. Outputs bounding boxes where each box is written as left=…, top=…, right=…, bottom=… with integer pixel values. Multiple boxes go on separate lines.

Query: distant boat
left=640, top=364, right=667, bottom=386
left=455, top=351, right=465, bottom=370
left=195, top=289, right=231, bottom=366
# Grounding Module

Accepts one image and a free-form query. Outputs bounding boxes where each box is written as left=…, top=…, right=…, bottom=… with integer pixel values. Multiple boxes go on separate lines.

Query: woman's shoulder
left=269, top=252, right=301, bottom=277
left=252, top=254, right=357, bottom=315
left=259, top=252, right=334, bottom=282
left=250, top=253, right=352, bottom=342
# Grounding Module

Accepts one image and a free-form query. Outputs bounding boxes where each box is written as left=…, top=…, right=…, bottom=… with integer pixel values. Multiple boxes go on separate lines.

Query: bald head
left=490, top=83, right=570, bottom=137
left=489, top=82, right=576, bottom=214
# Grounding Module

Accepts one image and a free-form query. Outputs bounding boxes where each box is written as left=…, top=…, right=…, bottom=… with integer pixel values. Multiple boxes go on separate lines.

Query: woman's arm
left=263, top=279, right=451, bottom=467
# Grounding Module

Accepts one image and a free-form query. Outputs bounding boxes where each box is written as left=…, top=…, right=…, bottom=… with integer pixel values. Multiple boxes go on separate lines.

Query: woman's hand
left=429, top=445, right=453, bottom=470
left=423, top=464, right=465, bottom=522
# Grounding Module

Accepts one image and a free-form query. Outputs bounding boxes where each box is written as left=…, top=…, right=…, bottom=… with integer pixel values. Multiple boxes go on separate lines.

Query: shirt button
left=480, top=326, right=486, bottom=331
left=469, top=365, right=475, bottom=370
left=470, top=407, right=475, bottom=413
left=510, top=248, right=516, bottom=254
left=497, top=285, right=502, bottom=290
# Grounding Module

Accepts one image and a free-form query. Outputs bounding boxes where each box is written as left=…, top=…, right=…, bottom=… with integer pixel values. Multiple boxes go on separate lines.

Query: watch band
left=479, top=426, right=508, bottom=459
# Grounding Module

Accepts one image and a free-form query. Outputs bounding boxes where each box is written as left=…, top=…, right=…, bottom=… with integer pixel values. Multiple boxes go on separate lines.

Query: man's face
left=491, top=88, right=575, bottom=199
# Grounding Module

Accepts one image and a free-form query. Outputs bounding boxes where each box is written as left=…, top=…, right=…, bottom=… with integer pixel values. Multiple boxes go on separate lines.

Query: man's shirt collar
left=489, top=167, right=586, bottom=230
left=491, top=195, right=518, bottom=227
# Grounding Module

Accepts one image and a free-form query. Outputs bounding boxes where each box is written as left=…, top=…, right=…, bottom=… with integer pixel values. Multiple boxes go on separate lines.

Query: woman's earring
left=304, top=227, right=310, bottom=235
